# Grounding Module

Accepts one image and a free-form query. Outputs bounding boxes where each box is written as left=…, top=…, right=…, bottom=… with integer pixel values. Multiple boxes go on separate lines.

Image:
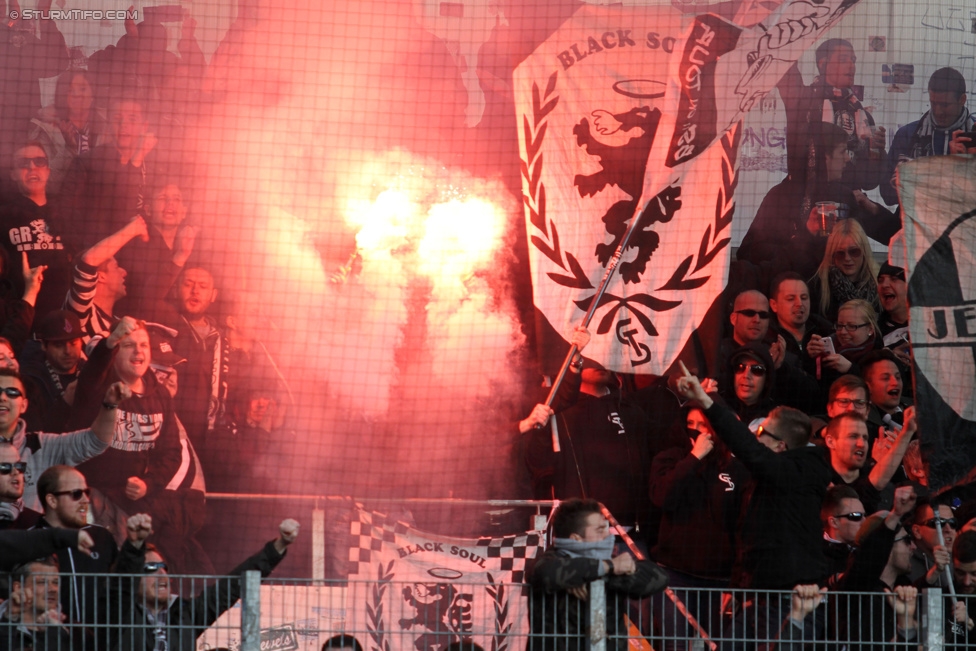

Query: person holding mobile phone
left=883, top=67, right=975, bottom=206
left=807, top=299, right=881, bottom=392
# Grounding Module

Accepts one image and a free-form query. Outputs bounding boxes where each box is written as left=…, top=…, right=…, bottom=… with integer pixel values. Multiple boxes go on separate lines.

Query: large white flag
left=899, top=155, right=976, bottom=490
left=514, top=0, right=861, bottom=374
left=344, top=508, right=543, bottom=651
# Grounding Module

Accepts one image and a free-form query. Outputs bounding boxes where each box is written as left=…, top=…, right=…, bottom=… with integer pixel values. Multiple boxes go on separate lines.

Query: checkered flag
left=475, top=533, right=542, bottom=584
left=347, top=508, right=411, bottom=575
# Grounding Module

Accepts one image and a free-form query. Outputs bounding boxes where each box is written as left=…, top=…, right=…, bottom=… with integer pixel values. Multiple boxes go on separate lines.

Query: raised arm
left=867, top=407, right=916, bottom=490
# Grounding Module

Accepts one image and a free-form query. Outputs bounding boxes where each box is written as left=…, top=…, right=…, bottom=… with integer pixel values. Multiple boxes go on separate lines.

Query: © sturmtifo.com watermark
left=8, top=8, right=138, bottom=20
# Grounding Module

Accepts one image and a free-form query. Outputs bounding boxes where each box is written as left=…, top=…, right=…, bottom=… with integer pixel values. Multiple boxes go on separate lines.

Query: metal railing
left=0, top=573, right=958, bottom=651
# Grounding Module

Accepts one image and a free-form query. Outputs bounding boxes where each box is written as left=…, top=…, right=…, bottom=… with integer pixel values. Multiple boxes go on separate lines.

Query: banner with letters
left=899, top=154, right=976, bottom=490
left=344, top=508, right=543, bottom=651
left=514, top=0, right=861, bottom=374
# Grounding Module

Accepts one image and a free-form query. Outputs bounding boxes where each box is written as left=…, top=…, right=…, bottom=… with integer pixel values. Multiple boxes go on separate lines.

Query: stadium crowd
left=520, top=39, right=976, bottom=651
left=0, top=5, right=975, bottom=651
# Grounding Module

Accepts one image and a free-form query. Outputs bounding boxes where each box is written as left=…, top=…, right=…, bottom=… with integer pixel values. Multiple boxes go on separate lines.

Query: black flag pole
left=541, top=198, right=652, bottom=452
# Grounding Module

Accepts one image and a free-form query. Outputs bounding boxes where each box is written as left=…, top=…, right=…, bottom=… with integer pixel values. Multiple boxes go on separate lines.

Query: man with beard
left=33, top=465, right=118, bottom=644
left=18, top=310, right=85, bottom=432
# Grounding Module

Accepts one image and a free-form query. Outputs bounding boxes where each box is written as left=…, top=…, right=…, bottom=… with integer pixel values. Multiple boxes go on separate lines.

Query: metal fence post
left=922, top=587, right=944, bottom=651
left=589, top=579, right=607, bottom=651
left=241, top=570, right=263, bottom=651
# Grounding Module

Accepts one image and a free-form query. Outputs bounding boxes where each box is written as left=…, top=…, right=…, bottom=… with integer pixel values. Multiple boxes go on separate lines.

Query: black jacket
left=111, top=537, right=287, bottom=651
left=528, top=547, right=667, bottom=651
left=704, top=402, right=831, bottom=589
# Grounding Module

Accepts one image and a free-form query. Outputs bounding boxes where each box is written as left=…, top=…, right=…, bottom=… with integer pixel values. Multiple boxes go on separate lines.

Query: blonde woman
left=811, top=219, right=880, bottom=320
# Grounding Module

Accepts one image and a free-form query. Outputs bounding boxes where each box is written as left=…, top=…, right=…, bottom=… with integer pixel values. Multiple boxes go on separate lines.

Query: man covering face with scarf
left=527, top=499, right=668, bottom=651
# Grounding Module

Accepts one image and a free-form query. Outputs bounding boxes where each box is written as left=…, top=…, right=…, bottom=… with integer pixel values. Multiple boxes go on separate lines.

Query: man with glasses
left=910, top=501, right=958, bottom=587
left=0, top=444, right=39, bottom=529
left=111, top=512, right=300, bottom=651
left=0, top=366, right=126, bottom=510
left=821, top=485, right=865, bottom=578
left=673, top=366, right=831, bottom=648
left=0, top=141, right=73, bottom=317
left=720, top=290, right=818, bottom=414
left=823, top=411, right=915, bottom=514
left=32, top=465, right=118, bottom=646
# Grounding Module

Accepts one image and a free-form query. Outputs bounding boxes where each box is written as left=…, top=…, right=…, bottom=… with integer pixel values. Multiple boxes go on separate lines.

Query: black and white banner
left=900, top=155, right=976, bottom=489
left=514, top=0, right=861, bottom=374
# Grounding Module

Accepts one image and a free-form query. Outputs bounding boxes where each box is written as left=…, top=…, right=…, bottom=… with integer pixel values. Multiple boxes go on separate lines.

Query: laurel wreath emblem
left=520, top=71, right=739, bottom=341
left=485, top=573, right=511, bottom=651
left=365, top=560, right=395, bottom=651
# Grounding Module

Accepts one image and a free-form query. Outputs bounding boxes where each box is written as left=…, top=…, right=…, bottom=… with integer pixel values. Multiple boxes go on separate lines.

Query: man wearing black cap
left=883, top=67, right=976, bottom=206
left=18, top=309, right=85, bottom=432
left=877, top=263, right=913, bottom=396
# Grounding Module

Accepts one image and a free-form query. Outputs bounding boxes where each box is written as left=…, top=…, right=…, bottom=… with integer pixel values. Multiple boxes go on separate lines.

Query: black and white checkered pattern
left=348, top=508, right=542, bottom=582
left=475, top=533, right=542, bottom=584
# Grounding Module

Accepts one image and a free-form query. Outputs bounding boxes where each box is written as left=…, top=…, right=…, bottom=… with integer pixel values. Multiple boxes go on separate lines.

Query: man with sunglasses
left=0, top=444, right=40, bottom=530
left=32, top=465, right=118, bottom=646
left=111, top=512, right=299, bottom=651
left=720, top=290, right=820, bottom=415
left=821, top=485, right=865, bottom=579
left=0, top=367, right=127, bottom=511
left=673, top=364, right=831, bottom=646
left=1, top=141, right=74, bottom=318
left=909, top=500, right=958, bottom=587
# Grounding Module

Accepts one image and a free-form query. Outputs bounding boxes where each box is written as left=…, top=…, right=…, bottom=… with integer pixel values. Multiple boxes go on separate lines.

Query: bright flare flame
left=418, top=198, right=505, bottom=285
left=347, top=189, right=417, bottom=255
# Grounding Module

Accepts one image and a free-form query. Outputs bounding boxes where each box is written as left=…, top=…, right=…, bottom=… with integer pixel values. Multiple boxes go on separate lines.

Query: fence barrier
left=0, top=571, right=956, bottom=651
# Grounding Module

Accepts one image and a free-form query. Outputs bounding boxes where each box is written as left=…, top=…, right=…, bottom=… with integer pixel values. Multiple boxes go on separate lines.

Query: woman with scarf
left=806, top=299, right=882, bottom=393
left=737, top=121, right=899, bottom=279
left=810, top=220, right=880, bottom=322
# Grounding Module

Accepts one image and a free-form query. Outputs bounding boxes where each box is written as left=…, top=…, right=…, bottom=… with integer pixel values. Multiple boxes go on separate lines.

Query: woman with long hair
left=811, top=219, right=880, bottom=321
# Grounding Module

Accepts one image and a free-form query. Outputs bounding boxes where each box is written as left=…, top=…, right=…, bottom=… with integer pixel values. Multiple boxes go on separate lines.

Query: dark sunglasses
left=734, top=309, right=770, bottom=319
left=0, top=387, right=23, bottom=399
left=757, top=425, right=781, bottom=442
left=51, top=488, right=91, bottom=501
left=143, top=562, right=167, bottom=573
left=923, top=518, right=958, bottom=529
left=832, top=246, right=863, bottom=262
left=734, top=363, right=767, bottom=377
left=0, top=461, right=27, bottom=475
left=15, top=157, right=49, bottom=170
left=836, top=512, right=864, bottom=522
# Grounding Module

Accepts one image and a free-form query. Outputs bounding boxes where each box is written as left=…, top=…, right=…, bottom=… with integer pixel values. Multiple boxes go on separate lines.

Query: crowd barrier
left=0, top=573, right=953, bottom=651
